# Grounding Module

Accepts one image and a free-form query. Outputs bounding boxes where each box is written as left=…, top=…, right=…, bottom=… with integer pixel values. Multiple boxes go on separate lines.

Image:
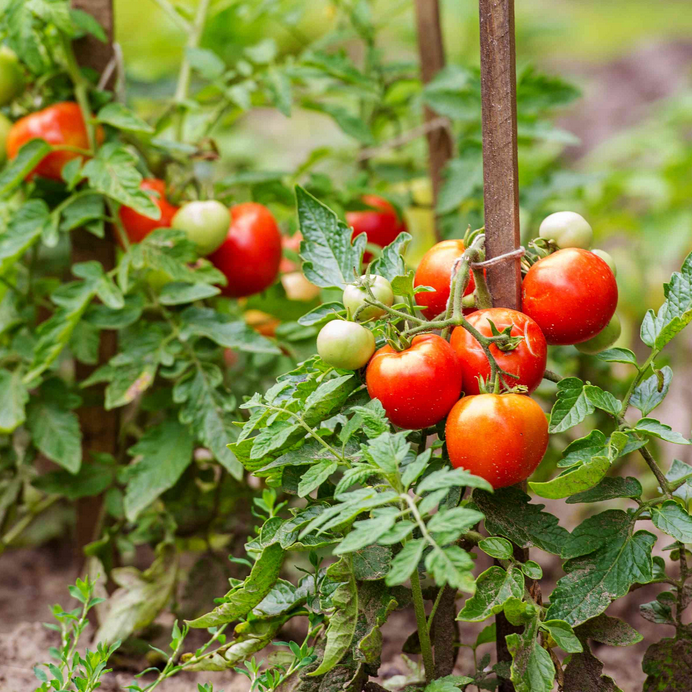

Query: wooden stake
left=478, top=2, right=529, bottom=689
left=479, top=0, right=522, bottom=309
left=414, top=0, right=453, bottom=239
left=70, top=0, right=118, bottom=559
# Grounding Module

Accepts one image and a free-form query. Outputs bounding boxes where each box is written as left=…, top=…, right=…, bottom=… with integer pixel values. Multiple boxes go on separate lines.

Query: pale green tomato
left=0, top=113, right=12, bottom=164
left=172, top=200, right=230, bottom=255
left=343, top=275, right=394, bottom=321
left=317, top=320, right=375, bottom=370
left=576, top=314, right=621, bottom=354
left=0, top=47, right=24, bottom=107
left=539, top=211, right=593, bottom=249
left=591, top=249, right=617, bottom=277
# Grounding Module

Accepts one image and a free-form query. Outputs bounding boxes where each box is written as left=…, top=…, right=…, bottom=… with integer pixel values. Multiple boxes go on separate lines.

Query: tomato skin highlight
left=6, top=102, right=103, bottom=181
left=522, top=248, right=618, bottom=346
left=119, top=179, right=178, bottom=244
left=450, top=308, right=547, bottom=395
left=209, top=202, right=282, bottom=298
left=413, top=240, right=477, bottom=320
left=446, top=393, right=548, bottom=489
left=346, top=195, right=406, bottom=260
left=366, top=334, right=463, bottom=429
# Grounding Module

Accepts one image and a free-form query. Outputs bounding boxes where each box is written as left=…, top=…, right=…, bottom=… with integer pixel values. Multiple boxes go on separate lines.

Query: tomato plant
left=4, top=2, right=691, bottom=692
left=522, top=247, right=618, bottom=345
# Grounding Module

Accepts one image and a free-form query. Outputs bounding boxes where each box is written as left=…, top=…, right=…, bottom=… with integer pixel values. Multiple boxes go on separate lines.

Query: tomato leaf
left=188, top=543, right=284, bottom=628
left=309, top=558, right=358, bottom=676
left=296, top=186, right=367, bottom=289
left=632, top=418, right=691, bottom=445
left=297, top=302, right=344, bottom=326
left=369, top=231, right=411, bottom=281
left=506, top=616, right=556, bottom=692
left=425, top=545, right=475, bottom=592
left=597, top=347, right=638, bottom=366
left=436, top=147, right=484, bottom=214
left=385, top=538, right=425, bottom=586
left=0, top=140, right=52, bottom=196
left=566, top=476, right=643, bottom=504
left=457, top=566, right=524, bottom=622
left=0, top=369, right=28, bottom=434
left=574, top=613, right=643, bottom=647
left=631, top=366, right=673, bottom=417
left=651, top=500, right=692, bottom=543
left=547, top=510, right=655, bottom=625
left=642, top=629, right=692, bottom=692
left=124, top=420, right=194, bottom=521
left=549, top=377, right=595, bottom=433
left=667, top=459, right=692, bottom=503
left=641, top=250, right=692, bottom=350
left=97, top=103, right=154, bottom=133
left=478, top=537, right=514, bottom=560
left=473, top=486, right=570, bottom=555
left=0, top=200, right=49, bottom=275
left=583, top=385, right=622, bottom=417
left=529, top=455, right=610, bottom=500
left=540, top=620, right=582, bottom=653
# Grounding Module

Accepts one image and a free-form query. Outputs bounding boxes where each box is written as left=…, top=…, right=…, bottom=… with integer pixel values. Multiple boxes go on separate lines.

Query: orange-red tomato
left=245, top=309, right=280, bottom=337
left=346, top=195, right=406, bottom=261
left=366, top=334, right=462, bottom=429
left=450, top=308, right=547, bottom=395
left=209, top=203, right=282, bottom=298
left=119, top=179, right=178, bottom=244
left=413, top=240, right=477, bottom=320
left=522, top=248, right=618, bottom=346
left=6, top=102, right=104, bottom=181
left=445, top=393, right=548, bottom=488
left=280, top=231, right=302, bottom=273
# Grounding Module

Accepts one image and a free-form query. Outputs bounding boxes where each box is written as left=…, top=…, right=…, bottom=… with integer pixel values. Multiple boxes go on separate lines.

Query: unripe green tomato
left=172, top=200, right=230, bottom=256
left=591, top=248, right=617, bottom=277
left=342, top=275, right=394, bottom=321
left=0, top=47, right=24, bottom=107
left=0, top=112, right=12, bottom=164
left=575, top=313, right=621, bottom=354
left=539, top=211, right=593, bottom=249
left=317, top=320, right=375, bottom=370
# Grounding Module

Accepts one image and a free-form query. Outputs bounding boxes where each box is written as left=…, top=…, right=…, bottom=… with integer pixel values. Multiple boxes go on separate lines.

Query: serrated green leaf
left=566, top=476, right=643, bottom=504
left=417, top=467, right=493, bottom=494
left=97, top=103, right=154, bottom=133
left=457, top=566, right=524, bottom=622
left=309, top=558, right=358, bottom=676
left=506, top=617, right=555, bottom=692
left=530, top=455, right=610, bottom=500
left=296, top=186, right=366, bottom=289
left=540, top=619, right=582, bottom=653
left=0, top=140, right=52, bottom=196
left=584, top=385, right=621, bottom=417
left=0, top=369, right=28, bottom=433
left=180, top=307, right=280, bottom=354
left=124, top=420, right=194, bottom=521
left=474, top=486, right=569, bottom=555
left=297, top=302, right=344, bottom=327
left=633, top=418, right=691, bottom=445
left=158, top=282, right=221, bottom=305
left=425, top=545, right=475, bottom=592
left=385, top=538, right=425, bottom=586
left=631, top=366, right=673, bottom=417
left=549, top=377, right=595, bottom=433
left=188, top=543, right=284, bottom=628
left=547, top=510, right=655, bottom=625
left=297, top=459, right=338, bottom=497
left=651, top=500, right=692, bottom=543
left=369, top=232, right=411, bottom=281
left=597, top=347, right=638, bottom=365
left=0, top=200, right=49, bottom=275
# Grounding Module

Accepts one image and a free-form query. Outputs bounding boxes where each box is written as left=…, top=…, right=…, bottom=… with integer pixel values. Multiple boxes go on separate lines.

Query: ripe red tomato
left=413, top=240, right=476, bottom=320
left=209, top=202, right=282, bottom=298
left=346, top=195, right=406, bottom=261
left=446, top=393, right=548, bottom=488
left=6, top=102, right=103, bottom=181
left=366, top=334, right=462, bottom=429
left=522, top=248, right=618, bottom=346
left=119, top=179, right=178, bottom=244
left=450, top=308, right=547, bottom=395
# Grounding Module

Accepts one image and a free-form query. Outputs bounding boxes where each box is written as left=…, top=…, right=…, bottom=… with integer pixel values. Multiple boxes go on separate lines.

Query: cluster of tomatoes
left=318, top=210, right=619, bottom=489
left=3, top=100, right=286, bottom=299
